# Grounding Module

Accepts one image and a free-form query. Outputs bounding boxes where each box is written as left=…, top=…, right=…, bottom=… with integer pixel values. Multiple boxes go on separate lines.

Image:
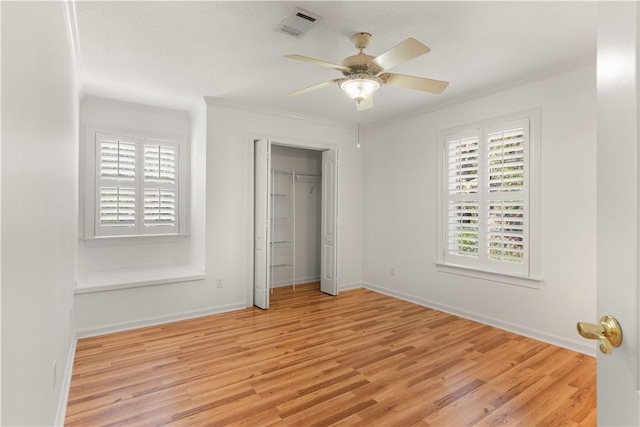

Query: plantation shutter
left=95, top=133, right=139, bottom=236
left=445, top=131, right=481, bottom=268
left=142, top=139, right=178, bottom=234
left=485, top=120, right=529, bottom=275
left=443, top=119, right=529, bottom=275
left=93, top=133, right=181, bottom=238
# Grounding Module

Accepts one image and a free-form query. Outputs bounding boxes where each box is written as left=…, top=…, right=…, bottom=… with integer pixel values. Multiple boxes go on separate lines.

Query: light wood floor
left=66, top=283, right=596, bottom=426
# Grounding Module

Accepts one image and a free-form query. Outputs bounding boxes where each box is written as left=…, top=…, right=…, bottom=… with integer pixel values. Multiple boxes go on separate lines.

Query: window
left=438, top=111, right=539, bottom=281
left=87, top=131, right=186, bottom=238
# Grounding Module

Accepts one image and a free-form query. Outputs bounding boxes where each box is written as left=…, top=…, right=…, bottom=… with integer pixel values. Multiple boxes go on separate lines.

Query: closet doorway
left=253, top=139, right=338, bottom=309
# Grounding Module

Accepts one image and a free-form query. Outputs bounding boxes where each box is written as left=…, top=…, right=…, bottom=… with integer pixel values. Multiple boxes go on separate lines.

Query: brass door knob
left=577, top=315, right=622, bottom=354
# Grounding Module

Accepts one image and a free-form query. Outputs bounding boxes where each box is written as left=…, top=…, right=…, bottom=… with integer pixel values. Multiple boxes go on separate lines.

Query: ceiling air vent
left=276, top=8, right=322, bottom=38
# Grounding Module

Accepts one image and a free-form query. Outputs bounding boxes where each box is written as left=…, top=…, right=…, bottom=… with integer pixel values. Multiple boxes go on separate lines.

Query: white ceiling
left=75, top=1, right=597, bottom=126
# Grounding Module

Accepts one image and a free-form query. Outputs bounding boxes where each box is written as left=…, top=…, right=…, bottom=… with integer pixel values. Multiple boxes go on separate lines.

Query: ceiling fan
left=284, top=32, right=449, bottom=111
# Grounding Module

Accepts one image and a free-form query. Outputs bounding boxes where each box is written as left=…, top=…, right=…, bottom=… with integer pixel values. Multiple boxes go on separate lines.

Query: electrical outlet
left=53, top=360, right=57, bottom=388
left=390, top=266, right=396, bottom=276
left=216, top=277, right=223, bottom=288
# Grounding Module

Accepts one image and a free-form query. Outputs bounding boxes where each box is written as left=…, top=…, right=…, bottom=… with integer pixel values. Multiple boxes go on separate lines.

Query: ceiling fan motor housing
left=341, top=54, right=382, bottom=76
left=342, top=33, right=383, bottom=76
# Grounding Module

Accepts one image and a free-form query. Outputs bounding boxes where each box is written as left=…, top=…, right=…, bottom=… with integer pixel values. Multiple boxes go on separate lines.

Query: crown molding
left=203, top=96, right=354, bottom=130
left=82, top=95, right=190, bottom=118
left=363, top=53, right=596, bottom=131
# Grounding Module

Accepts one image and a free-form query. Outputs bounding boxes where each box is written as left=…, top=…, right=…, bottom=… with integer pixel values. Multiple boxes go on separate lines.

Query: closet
left=269, top=145, right=322, bottom=292
left=254, top=139, right=338, bottom=309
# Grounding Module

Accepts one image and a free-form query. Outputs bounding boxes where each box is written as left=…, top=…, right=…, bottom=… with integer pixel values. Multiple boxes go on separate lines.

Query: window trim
left=84, top=126, right=189, bottom=240
left=436, top=108, right=541, bottom=286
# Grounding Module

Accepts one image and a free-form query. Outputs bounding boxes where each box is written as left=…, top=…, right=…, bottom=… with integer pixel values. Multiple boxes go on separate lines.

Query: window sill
left=83, top=233, right=188, bottom=247
left=75, top=264, right=206, bottom=294
left=435, top=263, right=543, bottom=289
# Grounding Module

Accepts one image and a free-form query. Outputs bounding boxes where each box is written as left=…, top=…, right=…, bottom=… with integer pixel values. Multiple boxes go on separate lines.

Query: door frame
left=246, top=132, right=339, bottom=308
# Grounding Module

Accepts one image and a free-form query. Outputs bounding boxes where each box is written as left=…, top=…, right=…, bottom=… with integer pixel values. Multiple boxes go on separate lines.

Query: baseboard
left=75, top=302, right=246, bottom=339
left=272, top=281, right=361, bottom=292
left=272, top=275, right=320, bottom=288
left=55, top=335, right=77, bottom=426
left=339, top=281, right=362, bottom=292
left=362, top=282, right=595, bottom=357
left=296, top=275, right=320, bottom=284
left=271, top=282, right=291, bottom=288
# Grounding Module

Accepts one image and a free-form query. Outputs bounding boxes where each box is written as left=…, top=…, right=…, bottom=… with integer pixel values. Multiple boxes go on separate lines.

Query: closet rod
left=272, top=169, right=320, bottom=178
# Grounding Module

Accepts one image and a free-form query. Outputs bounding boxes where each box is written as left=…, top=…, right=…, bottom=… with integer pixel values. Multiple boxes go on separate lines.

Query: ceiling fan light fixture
left=338, top=74, right=381, bottom=102
left=285, top=33, right=448, bottom=109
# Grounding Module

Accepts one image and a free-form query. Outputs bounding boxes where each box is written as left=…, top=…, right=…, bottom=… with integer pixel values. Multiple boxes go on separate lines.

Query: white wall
left=77, top=96, right=192, bottom=276
left=207, top=102, right=363, bottom=307
left=362, top=64, right=597, bottom=354
left=271, top=145, right=322, bottom=285
left=74, top=102, right=362, bottom=333
left=271, top=145, right=323, bottom=174
left=189, top=99, right=207, bottom=271
left=74, top=97, right=208, bottom=334
left=1, top=2, right=78, bottom=424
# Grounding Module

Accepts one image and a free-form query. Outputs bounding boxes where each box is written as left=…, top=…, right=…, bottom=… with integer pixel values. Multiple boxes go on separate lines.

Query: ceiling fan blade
left=284, top=54, right=351, bottom=72
left=286, top=79, right=340, bottom=97
left=381, top=73, right=449, bottom=94
left=356, top=96, right=374, bottom=111
left=371, top=38, right=431, bottom=71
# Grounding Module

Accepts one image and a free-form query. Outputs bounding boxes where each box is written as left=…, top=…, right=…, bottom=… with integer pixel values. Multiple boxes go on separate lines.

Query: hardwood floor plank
left=423, top=385, right=499, bottom=426
left=580, top=407, right=597, bottom=426
left=475, top=374, right=572, bottom=426
left=310, top=399, right=377, bottom=427
left=277, top=378, right=370, bottom=418
left=514, top=384, right=578, bottom=426
left=66, top=283, right=595, bottom=426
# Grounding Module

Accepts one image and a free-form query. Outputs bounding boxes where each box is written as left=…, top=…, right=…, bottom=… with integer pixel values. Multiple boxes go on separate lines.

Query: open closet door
left=254, top=139, right=271, bottom=309
left=321, top=149, right=338, bottom=296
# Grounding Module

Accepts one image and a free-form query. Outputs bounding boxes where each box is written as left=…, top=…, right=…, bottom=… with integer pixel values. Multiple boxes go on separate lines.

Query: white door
left=590, top=3, right=640, bottom=425
left=254, top=139, right=271, bottom=309
left=321, top=149, right=338, bottom=295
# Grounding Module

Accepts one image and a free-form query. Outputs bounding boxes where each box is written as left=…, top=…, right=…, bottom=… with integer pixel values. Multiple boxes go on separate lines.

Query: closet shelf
left=270, top=168, right=316, bottom=291
left=271, top=264, right=293, bottom=269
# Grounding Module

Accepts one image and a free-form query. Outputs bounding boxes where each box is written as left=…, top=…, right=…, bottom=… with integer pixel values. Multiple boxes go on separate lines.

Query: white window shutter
left=444, top=132, right=481, bottom=268
left=144, top=144, right=176, bottom=184
left=484, top=120, right=529, bottom=275
left=487, top=199, right=525, bottom=263
left=89, top=131, right=184, bottom=239
left=100, top=139, right=136, bottom=182
left=99, top=186, right=136, bottom=228
left=143, top=188, right=176, bottom=227
left=486, top=126, right=525, bottom=193
left=448, top=135, right=479, bottom=195
left=141, top=139, right=179, bottom=234
left=94, top=133, right=140, bottom=236
left=442, top=119, right=529, bottom=276
left=447, top=200, right=479, bottom=258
